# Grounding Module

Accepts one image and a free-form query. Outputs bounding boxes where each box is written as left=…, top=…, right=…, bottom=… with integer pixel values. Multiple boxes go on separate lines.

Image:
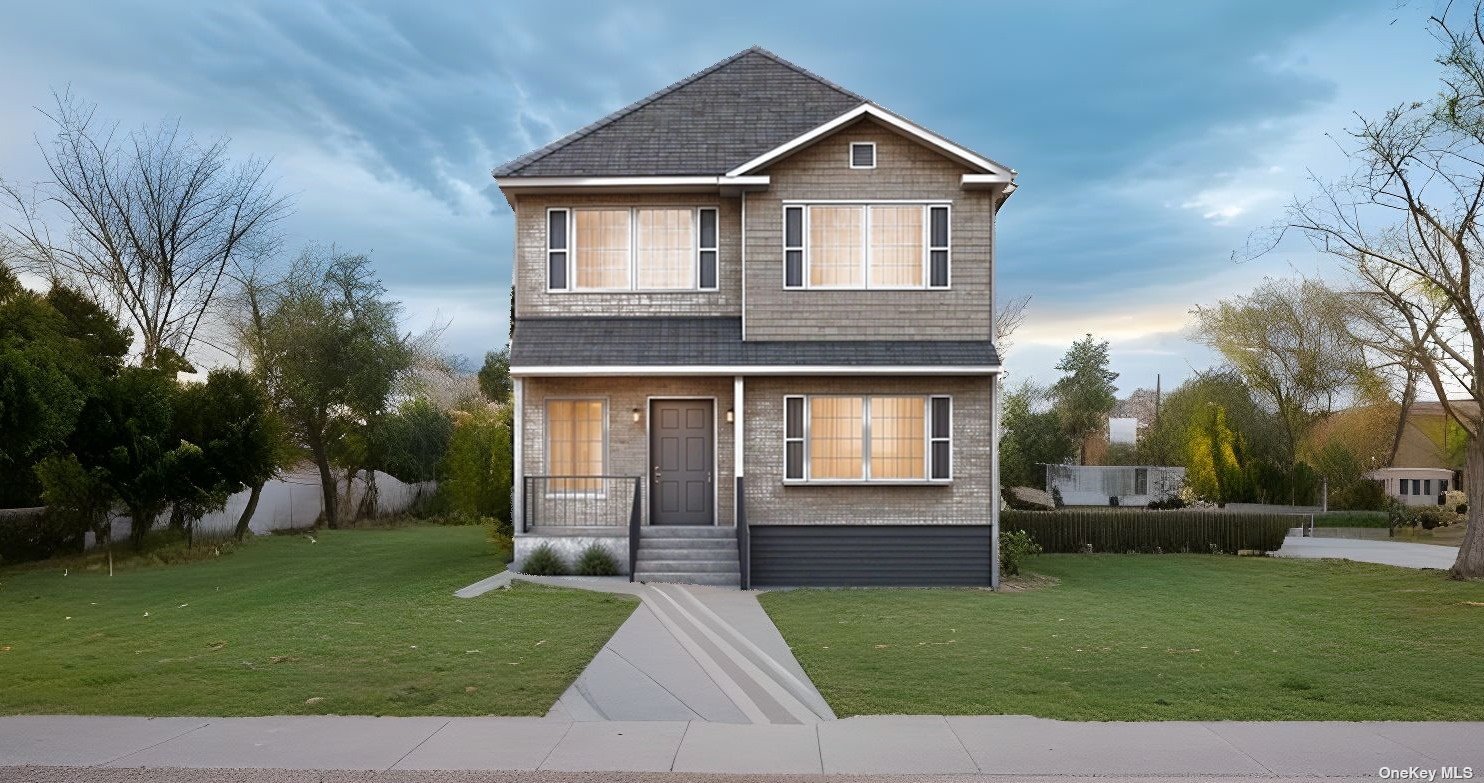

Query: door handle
left=653, top=465, right=662, bottom=483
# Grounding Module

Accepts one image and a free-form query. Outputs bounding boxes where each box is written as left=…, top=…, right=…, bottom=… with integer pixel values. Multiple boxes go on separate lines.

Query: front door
left=649, top=399, right=714, bottom=525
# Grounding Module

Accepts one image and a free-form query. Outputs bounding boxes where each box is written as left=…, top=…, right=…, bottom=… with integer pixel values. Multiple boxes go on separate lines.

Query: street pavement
left=1276, top=535, right=1460, bottom=569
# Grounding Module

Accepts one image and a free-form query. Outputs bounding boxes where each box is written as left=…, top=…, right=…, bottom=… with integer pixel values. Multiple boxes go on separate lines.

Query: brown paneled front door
left=649, top=400, right=714, bottom=526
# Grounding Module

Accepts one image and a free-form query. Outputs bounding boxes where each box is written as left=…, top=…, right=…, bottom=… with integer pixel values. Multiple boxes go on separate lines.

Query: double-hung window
left=783, top=203, right=950, bottom=290
left=546, top=399, right=605, bottom=493
left=545, top=207, right=718, bottom=291
left=783, top=395, right=951, bottom=482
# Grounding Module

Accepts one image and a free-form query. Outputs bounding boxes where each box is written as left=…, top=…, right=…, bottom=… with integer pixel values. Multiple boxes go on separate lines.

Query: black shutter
left=929, top=206, right=949, bottom=288
left=784, top=206, right=804, bottom=288
left=930, top=397, right=951, bottom=480
left=547, top=209, right=568, bottom=290
left=785, top=396, right=805, bottom=480
left=699, top=208, right=718, bottom=289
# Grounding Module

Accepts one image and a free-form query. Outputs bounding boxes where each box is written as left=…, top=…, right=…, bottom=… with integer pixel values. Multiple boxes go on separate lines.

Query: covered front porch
left=512, top=375, right=743, bottom=580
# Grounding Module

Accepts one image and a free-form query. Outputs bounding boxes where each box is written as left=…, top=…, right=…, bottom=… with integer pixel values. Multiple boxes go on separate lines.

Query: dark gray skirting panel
left=749, top=524, right=992, bottom=587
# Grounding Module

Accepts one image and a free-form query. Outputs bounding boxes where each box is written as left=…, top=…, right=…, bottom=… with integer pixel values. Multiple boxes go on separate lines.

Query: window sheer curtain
left=574, top=210, right=630, bottom=289
left=548, top=400, right=605, bottom=492
left=636, top=208, right=695, bottom=289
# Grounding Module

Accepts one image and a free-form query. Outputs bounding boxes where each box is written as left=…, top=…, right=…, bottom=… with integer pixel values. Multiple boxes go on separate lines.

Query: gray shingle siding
left=509, top=317, right=1000, bottom=367
left=494, top=48, right=864, bottom=177
left=743, top=118, right=996, bottom=341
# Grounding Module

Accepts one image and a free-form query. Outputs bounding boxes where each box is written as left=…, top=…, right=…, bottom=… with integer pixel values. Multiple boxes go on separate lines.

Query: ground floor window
left=783, top=395, right=951, bottom=482
left=546, top=399, right=605, bottom=493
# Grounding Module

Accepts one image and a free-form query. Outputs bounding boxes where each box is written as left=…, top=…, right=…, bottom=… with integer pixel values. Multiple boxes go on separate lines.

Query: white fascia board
left=726, top=103, right=1017, bottom=179
left=495, top=175, right=769, bottom=189
left=961, top=173, right=1015, bottom=187
left=511, top=364, right=1003, bottom=377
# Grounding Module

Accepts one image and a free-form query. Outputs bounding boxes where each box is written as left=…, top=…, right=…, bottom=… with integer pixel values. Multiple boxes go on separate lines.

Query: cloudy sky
left=0, top=1, right=1446, bottom=392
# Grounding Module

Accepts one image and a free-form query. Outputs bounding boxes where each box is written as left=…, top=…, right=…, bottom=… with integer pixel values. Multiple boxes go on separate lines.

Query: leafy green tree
left=1192, top=278, right=1373, bottom=467
left=67, top=368, right=202, bottom=549
left=255, top=249, right=412, bottom=526
left=440, top=402, right=513, bottom=531
left=173, top=369, right=281, bottom=540
left=0, top=263, right=130, bottom=506
left=1050, top=334, right=1118, bottom=464
left=375, top=397, right=454, bottom=484
left=1000, top=380, right=1075, bottom=489
left=478, top=347, right=511, bottom=402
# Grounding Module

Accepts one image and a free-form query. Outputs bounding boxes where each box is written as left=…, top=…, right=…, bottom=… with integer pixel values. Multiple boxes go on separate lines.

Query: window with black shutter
left=784, top=206, right=804, bottom=288
left=547, top=209, right=568, bottom=290
left=698, top=208, right=718, bottom=290
left=929, top=205, right=950, bottom=288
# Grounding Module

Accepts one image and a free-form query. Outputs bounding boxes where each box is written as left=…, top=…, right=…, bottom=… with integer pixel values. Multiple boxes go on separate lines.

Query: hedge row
left=1002, top=509, right=1294, bottom=554
left=0, top=508, right=84, bottom=566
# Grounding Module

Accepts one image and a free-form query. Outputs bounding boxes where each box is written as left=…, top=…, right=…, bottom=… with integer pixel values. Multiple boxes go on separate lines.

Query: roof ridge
left=492, top=47, right=866, bottom=177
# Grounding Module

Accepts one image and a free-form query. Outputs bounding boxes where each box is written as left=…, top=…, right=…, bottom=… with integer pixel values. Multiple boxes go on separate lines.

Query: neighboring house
left=494, top=48, right=1016, bottom=588
left=1364, top=467, right=1453, bottom=507
left=1047, top=464, right=1185, bottom=507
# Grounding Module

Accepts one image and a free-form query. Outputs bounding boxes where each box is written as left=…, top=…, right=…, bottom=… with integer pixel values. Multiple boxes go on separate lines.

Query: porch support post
left=733, top=376, right=745, bottom=481
left=989, top=371, right=1002, bottom=590
left=513, top=376, right=525, bottom=535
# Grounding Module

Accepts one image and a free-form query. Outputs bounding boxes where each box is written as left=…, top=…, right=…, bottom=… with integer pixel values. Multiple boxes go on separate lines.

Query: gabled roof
left=492, top=47, right=1014, bottom=181
left=509, top=317, right=1001, bottom=373
left=493, top=47, right=865, bottom=177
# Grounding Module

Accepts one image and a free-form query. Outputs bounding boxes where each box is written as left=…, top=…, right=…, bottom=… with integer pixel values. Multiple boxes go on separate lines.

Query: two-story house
left=494, top=48, right=1016, bottom=588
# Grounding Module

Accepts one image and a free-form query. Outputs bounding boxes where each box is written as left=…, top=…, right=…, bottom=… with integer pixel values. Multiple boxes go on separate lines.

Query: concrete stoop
left=551, top=582, right=834, bottom=725
left=634, top=526, right=740, bottom=587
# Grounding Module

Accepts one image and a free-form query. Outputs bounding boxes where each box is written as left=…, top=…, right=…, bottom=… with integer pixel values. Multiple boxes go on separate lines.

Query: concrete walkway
left=509, top=576, right=833, bottom=724
left=1276, top=535, right=1460, bottom=570
left=3, top=715, right=1481, bottom=775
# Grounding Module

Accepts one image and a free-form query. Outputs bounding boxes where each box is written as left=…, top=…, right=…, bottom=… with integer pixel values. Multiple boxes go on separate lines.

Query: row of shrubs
left=0, top=509, right=84, bottom=566
left=520, top=542, right=621, bottom=576
left=1002, top=509, right=1293, bottom=554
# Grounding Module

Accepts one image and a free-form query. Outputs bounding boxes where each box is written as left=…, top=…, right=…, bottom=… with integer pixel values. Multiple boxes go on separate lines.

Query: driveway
left=1276, top=535, right=1460, bottom=569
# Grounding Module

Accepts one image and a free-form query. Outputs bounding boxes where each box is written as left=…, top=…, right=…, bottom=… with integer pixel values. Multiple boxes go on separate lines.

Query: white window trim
left=545, top=208, right=570, bottom=292
left=783, top=203, right=949, bottom=291
left=543, top=397, right=609, bottom=498
left=783, top=394, right=952, bottom=485
left=554, top=206, right=720, bottom=294
left=849, top=141, right=876, bottom=169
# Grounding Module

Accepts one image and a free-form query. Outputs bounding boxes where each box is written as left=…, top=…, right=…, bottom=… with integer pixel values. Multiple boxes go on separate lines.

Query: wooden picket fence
left=1002, top=509, right=1295, bottom=554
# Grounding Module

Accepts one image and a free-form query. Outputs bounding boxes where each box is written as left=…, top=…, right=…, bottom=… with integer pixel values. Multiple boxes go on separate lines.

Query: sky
left=0, top=1, right=1449, bottom=394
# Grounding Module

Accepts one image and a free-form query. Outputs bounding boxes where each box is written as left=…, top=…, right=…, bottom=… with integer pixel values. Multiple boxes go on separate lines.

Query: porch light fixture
left=632, top=407, right=641, bottom=424
left=726, top=408, right=734, bottom=423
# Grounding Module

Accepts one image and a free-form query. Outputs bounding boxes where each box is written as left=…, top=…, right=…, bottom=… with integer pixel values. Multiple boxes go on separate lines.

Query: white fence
left=86, top=467, right=436, bottom=546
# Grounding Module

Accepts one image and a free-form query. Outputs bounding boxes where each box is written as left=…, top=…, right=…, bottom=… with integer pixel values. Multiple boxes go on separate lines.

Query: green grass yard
left=0, top=526, right=637, bottom=716
left=759, top=555, right=1484, bottom=720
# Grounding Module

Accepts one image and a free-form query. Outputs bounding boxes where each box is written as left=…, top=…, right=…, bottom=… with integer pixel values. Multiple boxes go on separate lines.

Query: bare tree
left=995, top=294, right=1031, bottom=354
left=1252, top=5, right=1484, bottom=578
left=0, top=92, right=289, bottom=368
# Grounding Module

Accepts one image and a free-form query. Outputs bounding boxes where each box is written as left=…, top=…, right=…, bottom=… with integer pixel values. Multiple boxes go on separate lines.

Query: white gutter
left=511, top=364, right=1003, bottom=377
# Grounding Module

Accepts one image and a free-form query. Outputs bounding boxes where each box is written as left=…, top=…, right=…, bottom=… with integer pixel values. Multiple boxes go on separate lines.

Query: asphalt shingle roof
left=492, top=47, right=867, bottom=177
left=510, top=317, right=1001, bottom=368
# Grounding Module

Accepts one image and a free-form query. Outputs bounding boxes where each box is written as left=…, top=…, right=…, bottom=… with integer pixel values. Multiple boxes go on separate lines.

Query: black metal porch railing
left=522, top=476, right=641, bottom=533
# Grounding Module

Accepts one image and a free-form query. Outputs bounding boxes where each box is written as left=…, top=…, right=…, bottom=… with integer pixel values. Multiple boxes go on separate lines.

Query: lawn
left=759, top=555, right=1484, bottom=720
left=0, top=526, right=637, bottom=716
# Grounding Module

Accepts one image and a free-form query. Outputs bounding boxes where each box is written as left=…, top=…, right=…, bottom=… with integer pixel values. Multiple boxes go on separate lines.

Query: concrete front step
left=636, top=571, right=741, bottom=587
left=637, top=539, right=737, bottom=552
left=637, top=547, right=737, bottom=561
left=636, top=558, right=737, bottom=573
left=639, top=526, right=736, bottom=539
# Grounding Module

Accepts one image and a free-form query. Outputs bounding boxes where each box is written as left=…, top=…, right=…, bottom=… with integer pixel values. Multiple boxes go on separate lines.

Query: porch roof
left=509, top=317, right=1001, bottom=374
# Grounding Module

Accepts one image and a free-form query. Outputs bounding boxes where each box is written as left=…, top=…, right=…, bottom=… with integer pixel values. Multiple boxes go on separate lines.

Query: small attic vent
left=849, top=142, right=876, bottom=169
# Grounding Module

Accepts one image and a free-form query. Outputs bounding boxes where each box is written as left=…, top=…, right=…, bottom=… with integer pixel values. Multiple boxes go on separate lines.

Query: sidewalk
left=3, top=715, right=1481, bottom=775
left=1276, top=535, right=1460, bottom=569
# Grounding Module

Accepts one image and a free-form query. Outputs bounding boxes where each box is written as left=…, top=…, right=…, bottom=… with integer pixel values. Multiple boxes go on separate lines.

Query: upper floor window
left=546, top=207, right=718, bottom=292
left=849, top=142, right=876, bottom=169
left=783, top=203, right=950, bottom=290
